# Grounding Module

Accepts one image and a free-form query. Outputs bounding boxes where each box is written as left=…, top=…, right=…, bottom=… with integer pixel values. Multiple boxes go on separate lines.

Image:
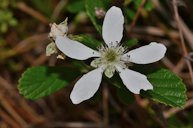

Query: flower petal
left=116, top=66, right=153, bottom=94
left=122, top=42, right=166, bottom=64
left=55, top=36, right=100, bottom=60
left=70, top=67, right=104, bottom=104
left=102, top=6, right=124, bottom=47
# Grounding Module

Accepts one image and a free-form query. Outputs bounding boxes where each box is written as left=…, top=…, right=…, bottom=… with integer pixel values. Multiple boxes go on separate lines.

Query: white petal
left=116, top=66, right=153, bottom=94
left=55, top=36, right=100, bottom=60
left=70, top=67, right=104, bottom=104
left=122, top=42, right=166, bottom=64
left=102, top=6, right=124, bottom=47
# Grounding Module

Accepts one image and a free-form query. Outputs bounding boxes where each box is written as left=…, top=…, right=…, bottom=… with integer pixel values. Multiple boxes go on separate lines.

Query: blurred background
left=1, top=0, right=193, bottom=128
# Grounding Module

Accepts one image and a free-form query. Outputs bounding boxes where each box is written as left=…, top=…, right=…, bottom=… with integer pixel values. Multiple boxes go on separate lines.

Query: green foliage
left=0, top=0, right=17, bottom=8
left=124, top=8, right=135, bottom=20
left=71, top=60, right=89, bottom=73
left=18, top=66, right=80, bottom=100
left=16, top=0, right=186, bottom=108
left=0, top=9, right=18, bottom=33
left=67, top=0, right=85, bottom=14
left=123, top=38, right=138, bottom=48
left=107, top=73, right=122, bottom=88
left=0, top=0, right=17, bottom=33
left=85, top=0, right=109, bottom=34
left=144, top=0, right=154, bottom=11
left=108, top=68, right=186, bottom=107
left=142, top=69, right=187, bottom=107
left=0, top=37, right=5, bottom=45
left=71, top=34, right=102, bottom=50
left=134, top=0, right=143, bottom=7
left=29, top=0, right=52, bottom=17
left=117, top=85, right=135, bottom=104
left=124, top=0, right=154, bottom=21
left=168, top=114, right=193, bottom=128
left=133, top=0, right=154, bottom=11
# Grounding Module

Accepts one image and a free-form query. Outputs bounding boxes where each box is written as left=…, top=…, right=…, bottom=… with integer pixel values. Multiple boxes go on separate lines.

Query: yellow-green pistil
left=91, top=45, right=126, bottom=78
left=103, top=48, right=119, bottom=63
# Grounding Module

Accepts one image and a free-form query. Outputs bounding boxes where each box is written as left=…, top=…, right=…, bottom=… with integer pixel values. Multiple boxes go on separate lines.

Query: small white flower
left=46, top=18, right=68, bottom=57
left=49, top=18, right=68, bottom=40
left=54, top=6, right=167, bottom=104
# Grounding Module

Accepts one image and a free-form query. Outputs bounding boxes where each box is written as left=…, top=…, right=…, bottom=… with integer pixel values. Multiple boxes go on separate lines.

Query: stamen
left=92, top=43, right=127, bottom=78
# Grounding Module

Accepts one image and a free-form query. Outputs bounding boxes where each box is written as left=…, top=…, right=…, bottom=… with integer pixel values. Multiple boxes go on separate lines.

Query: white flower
left=54, top=6, right=167, bottom=104
left=49, top=18, right=68, bottom=40
left=46, top=18, right=68, bottom=57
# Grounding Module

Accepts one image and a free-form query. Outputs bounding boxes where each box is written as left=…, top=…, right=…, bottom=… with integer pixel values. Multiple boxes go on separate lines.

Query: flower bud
left=49, top=18, right=68, bottom=40
left=46, top=42, right=58, bottom=56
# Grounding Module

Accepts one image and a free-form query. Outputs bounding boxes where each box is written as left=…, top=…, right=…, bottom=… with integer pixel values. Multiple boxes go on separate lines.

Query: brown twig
left=178, top=17, right=193, bottom=50
left=16, top=2, right=49, bottom=24
left=0, top=34, right=48, bottom=60
left=172, top=0, right=193, bottom=85
left=0, top=96, right=28, bottom=127
left=103, top=84, right=109, bottom=128
left=0, top=110, right=21, bottom=128
left=51, top=0, right=68, bottom=21
left=164, top=98, right=193, bottom=118
left=45, top=122, right=103, bottom=128
left=128, top=0, right=147, bottom=34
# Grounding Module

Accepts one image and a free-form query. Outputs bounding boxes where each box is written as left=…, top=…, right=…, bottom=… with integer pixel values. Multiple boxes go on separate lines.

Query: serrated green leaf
left=142, top=69, right=187, bottom=107
left=85, top=0, right=109, bottom=34
left=18, top=66, right=80, bottom=100
left=72, top=34, right=102, bottom=50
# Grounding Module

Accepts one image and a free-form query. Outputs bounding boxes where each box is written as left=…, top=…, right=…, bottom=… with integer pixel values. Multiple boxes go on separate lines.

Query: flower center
left=103, top=48, right=118, bottom=63
left=91, top=45, right=125, bottom=68
left=90, top=45, right=126, bottom=78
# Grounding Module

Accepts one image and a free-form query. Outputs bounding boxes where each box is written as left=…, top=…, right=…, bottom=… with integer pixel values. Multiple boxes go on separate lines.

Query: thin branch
left=103, top=84, right=109, bottom=128
left=128, top=0, right=147, bottom=34
left=172, top=0, right=193, bottom=85
left=16, top=2, right=49, bottom=24
left=51, top=0, right=68, bottom=21
left=164, top=98, right=193, bottom=118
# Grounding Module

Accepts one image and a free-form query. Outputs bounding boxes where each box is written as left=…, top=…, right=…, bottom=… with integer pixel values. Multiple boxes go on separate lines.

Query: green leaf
left=67, top=0, right=85, bottom=13
left=85, top=0, right=109, bottom=34
left=71, top=60, right=89, bottom=73
left=134, top=0, right=142, bottom=8
left=124, top=8, right=135, bottom=20
left=18, top=66, right=80, bottom=100
left=71, top=34, right=102, bottom=50
left=123, top=38, right=138, bottom=48
left=144, top=0, right=154, bottom=11
left=142, top=69, right=187, bottom=107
